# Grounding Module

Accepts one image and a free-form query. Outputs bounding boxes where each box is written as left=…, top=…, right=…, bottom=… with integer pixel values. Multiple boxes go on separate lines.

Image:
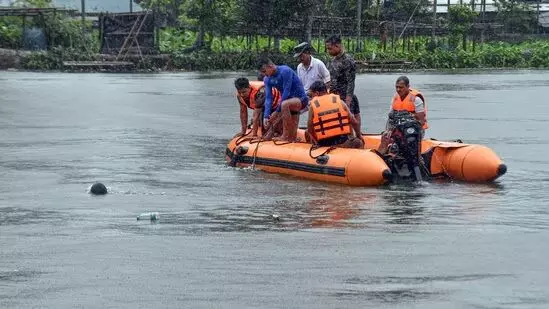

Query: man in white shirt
left=293, top=42, right=331, bottom=97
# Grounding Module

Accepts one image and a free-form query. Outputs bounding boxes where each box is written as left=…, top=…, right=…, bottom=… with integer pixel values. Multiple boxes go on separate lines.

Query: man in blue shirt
left=258, top=57, right=309, bottom=142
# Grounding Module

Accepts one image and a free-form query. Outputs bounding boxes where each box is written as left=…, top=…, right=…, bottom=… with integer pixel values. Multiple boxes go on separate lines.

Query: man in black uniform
left=325, top=35, right=362, bottom=136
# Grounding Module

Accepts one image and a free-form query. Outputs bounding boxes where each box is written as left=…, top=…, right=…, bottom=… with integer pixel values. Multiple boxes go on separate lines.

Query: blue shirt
left=263, top=65, right=308, bottom=119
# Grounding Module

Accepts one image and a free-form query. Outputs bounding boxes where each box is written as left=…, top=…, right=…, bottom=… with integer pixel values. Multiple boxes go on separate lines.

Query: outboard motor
left=385, top=110, right=424, bottom=181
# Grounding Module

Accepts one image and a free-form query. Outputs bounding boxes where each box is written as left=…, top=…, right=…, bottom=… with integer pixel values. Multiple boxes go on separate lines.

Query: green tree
left=238, top=0, right=317, bottom=49
left=447, top=4, right=478, bottom=50
left=494, top=0, right=537, bottom=34
left=179, top=0, right=238, bottom=49
left=11, top=0, right=53, bottom=7
left=134, top=0, right=183, bottom=26
left=381, top=0, right=431, bottom=22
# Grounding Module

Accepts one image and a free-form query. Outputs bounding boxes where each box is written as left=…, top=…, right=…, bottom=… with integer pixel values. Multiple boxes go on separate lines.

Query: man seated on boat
left=234, top=77, right=282, bottom=138
left=306, top=81, right=364, bottom=149
left=378, top=76, right=428, bottom=154
left=257, top=57, right=309, bottom=142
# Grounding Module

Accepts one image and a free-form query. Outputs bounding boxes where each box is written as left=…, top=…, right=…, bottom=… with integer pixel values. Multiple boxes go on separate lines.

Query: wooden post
left=356, top=0, right=362, bottom=51
left=472, top=35, right=476, bottom=52
left=317, top=24, right=322, bottom=53
left=99, top=13, right=104, bottom=53
left=21, top=14, right=26, bottom=49
left=414, top=27, right=418, bottom=51
left=391, top=20, right=395, bottom=52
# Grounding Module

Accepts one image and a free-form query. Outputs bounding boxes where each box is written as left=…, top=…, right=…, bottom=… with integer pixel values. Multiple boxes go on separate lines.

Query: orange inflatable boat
left=356, top=134, right=507, bottom=183
left=226, top=134, right=392, bottom=186
left=226, top=128, right=507, bottom=186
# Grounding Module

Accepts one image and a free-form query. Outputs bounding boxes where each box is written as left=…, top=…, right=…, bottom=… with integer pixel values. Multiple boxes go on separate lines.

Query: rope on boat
left=308, top=144, right=336, bottom=160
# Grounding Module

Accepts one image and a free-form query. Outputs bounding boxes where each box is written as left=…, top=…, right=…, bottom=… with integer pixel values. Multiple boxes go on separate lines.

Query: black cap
left=293, top=42, right=314, bottom=58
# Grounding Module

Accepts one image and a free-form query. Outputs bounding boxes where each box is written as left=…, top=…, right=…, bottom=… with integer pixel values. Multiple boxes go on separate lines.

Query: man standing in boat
left=306, top=81, right=364, bottom=149
left=325, top=35, right=362, bottom=137
left=378, top=76, right=428, bottom=154
left=258, top=57, right=309, bottom=142
left=234, top=77, right=282, bottom=138
left=293, top=42, right=331, bottom=97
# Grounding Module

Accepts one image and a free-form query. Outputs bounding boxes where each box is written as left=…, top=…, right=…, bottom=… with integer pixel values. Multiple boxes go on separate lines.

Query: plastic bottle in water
left=137, top=212, right=159, bottom=221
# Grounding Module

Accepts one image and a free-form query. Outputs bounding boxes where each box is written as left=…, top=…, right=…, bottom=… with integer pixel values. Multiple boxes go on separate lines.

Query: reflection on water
left=334, top=273, right=513, bottom=303
left=380, top=185, right=427, bottom=226
left=307, top=187, right=377, bottom=229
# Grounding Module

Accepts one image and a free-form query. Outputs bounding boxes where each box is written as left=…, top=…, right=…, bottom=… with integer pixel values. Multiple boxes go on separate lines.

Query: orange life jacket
left=311, top=94, right=351, bottom=141
left=391, top=88, right=428, bottom=129
left=237, top=81, right=280, bottom=110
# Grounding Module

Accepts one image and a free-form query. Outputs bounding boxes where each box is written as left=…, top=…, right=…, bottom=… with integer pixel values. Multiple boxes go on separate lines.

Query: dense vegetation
left=1, top=0, right=549, bottom=71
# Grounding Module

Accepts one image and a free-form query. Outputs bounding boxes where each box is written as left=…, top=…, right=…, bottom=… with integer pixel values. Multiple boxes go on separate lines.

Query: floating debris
left=137, top=212, right=159, bottom=221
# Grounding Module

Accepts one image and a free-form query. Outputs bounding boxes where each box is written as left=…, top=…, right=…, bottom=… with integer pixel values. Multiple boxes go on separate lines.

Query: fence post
left=356, top=0, right=362, bottom=51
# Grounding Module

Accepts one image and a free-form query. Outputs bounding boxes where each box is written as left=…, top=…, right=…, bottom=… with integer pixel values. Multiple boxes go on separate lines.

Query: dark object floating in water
left=90, top=183, right=108, bottom=195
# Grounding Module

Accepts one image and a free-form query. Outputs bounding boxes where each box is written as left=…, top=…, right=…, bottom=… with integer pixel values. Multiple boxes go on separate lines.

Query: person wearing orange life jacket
left=378, top=76, right=428, bottom=154
left=234, top=77, right=281, bottom=138
left=306, top=81, right=364, bottom=149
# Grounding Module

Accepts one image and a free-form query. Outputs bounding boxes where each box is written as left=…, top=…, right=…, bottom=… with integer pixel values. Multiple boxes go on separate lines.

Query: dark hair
left=234, top=77, right=250, bottom=90
left=325, top=35, right=342, bottom=45
left=310, top=80, right=327, bottom=93
left=256, top=57, right=273, bottom=70
left=257, top=72, right=265, bottom=81
left=396, top=76, right=410, bottom=87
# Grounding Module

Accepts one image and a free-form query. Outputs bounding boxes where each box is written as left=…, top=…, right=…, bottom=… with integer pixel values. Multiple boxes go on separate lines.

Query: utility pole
left=432, top=0, right=437, bottom=40
left=130, top=0, right=133, bottom=13
left=81, top=0, right=86, bottom=31
left=537, top=0, right=541, bottom=34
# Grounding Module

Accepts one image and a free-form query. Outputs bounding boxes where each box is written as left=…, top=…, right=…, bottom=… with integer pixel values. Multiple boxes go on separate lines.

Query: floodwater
left=1, top=70, right=548, bottom=309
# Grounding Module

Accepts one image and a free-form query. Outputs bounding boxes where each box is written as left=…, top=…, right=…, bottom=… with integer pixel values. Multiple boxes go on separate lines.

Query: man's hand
left=381, top=131, right=392, bottom=143
left=345, top=95, right=352, bottom=106
left=263, top=118, right=270, bottom=129
left=359, top=135, right=365, bottom=146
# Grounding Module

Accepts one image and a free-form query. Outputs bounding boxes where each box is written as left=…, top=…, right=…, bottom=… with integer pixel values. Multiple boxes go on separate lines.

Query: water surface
left=1, top=70, right=548, bottom=308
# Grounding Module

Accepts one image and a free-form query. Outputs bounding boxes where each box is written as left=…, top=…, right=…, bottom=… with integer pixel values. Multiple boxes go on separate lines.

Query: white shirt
left=297, top=56, right=331, bottom=92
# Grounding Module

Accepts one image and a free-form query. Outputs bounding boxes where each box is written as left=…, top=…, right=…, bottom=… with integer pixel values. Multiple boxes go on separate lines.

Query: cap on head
left=293, top=42, right=314, bottom=58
